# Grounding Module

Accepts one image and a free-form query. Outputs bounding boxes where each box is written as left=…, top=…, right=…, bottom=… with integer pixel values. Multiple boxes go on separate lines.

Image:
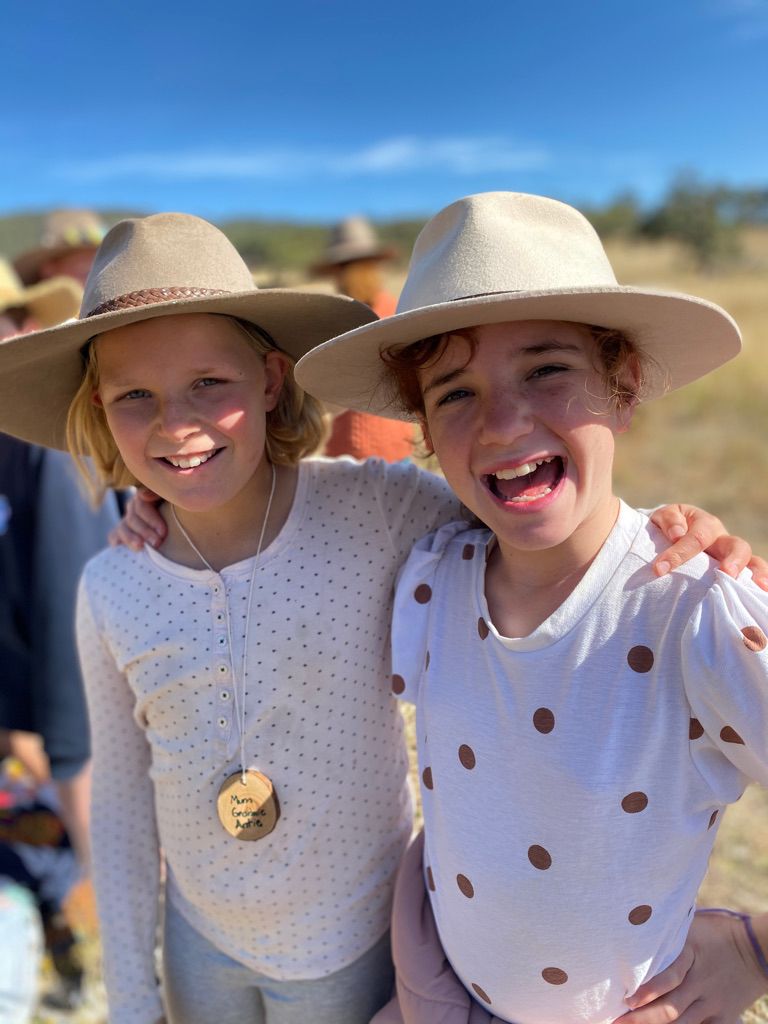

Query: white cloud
left=710, top=0, right=768, bottom=39
left=54, top=136, right=550, bottom=183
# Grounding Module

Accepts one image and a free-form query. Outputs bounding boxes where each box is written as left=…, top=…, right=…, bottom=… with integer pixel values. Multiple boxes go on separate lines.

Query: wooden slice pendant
left=216, top=770, right=279, bottom=841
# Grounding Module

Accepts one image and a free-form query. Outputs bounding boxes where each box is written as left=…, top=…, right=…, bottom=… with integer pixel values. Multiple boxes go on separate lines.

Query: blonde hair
left=66, top=315, right=328, bottom=504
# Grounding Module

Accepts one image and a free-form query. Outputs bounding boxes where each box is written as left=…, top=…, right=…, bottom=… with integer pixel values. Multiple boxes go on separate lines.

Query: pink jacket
left=371, top=831, right=506, bottom=1024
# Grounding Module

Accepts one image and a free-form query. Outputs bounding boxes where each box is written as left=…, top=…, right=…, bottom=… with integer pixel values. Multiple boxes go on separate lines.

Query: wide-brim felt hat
left=13, top=209, right=108, bottom=285
left=295, top=191, right=741, bottom=419
left=0, top=212, right=377, bottom=449
left=311, top=216, right=397, bottom=274
left=0, top=259, right=82, bottom=328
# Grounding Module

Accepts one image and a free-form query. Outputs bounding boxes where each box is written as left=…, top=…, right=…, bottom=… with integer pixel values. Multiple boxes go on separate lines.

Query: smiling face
left=418, top=320, right=633, bottom=570
left=95, top=313, right=287, bottom=517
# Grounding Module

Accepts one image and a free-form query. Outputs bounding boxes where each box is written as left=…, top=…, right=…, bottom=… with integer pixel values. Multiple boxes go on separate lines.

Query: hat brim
left=311, top=246, right=397, bottom=275
left=0, top=288, right=377, bottom=449
left=294, top=285, right=742, bottom=420
left=14, top=276, right=83, bottom=328
left=13, top=243, right=101, bottom=286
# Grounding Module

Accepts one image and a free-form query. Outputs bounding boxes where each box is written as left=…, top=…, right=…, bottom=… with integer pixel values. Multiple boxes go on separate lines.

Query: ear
left=263, top=350, right=290, bottom=412
left=615, top=395, right=637, bottom=434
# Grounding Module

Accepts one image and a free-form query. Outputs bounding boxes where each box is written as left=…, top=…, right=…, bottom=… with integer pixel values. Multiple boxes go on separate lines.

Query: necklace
left=171, top=464, right=280, bottom=841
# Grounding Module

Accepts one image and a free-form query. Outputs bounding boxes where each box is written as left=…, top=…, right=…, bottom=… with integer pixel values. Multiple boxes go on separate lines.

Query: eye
left=119, top=388, right=151, bottom=401
left=195, top=377, right=223, bottom=388
left=528, top=363, right=569, bottom=380
left=435, top=387, right=472, bottom=407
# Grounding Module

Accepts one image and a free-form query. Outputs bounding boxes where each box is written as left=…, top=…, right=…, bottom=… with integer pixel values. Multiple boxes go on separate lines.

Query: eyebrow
left=421, top=340, right=583, bottom=397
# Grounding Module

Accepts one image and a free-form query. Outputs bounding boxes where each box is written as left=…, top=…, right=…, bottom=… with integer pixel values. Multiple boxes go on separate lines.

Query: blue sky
left=3, top=0, right=767, bottom=222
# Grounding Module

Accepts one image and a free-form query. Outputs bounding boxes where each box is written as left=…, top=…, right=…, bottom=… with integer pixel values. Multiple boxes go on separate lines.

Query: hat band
left=86, top=286, right=231, bottom=318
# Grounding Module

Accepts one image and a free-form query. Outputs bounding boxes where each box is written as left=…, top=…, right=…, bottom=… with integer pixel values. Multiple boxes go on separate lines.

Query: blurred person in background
left=14, top=208, right=106, bottom=288
left=312, top=216, right=416, bottom=461
left=0, top=252, right=121, bottom=872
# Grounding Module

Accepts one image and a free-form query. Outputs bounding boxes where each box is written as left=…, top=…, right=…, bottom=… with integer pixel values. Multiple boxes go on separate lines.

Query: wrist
left=745, top=913, right=768, bottom=987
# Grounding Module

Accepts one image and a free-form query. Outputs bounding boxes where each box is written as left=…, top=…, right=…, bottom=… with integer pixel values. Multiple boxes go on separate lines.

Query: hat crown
left=397, top=192, right=618, bottom=315
left=81, top=213, right=256, bottom=317
left=329, top=216, right=380, bottom=252
left=40, top=209, right=106, bottom=249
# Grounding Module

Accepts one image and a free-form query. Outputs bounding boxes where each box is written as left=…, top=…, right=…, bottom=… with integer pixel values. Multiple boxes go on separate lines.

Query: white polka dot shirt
left=392, top=502, right=768, bottom=1024
left=76, top=456, right=458, bottom=1024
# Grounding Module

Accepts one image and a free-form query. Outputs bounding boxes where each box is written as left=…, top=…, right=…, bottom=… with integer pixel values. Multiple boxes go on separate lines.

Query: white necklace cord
left=171, top=463, right=277, bottom=783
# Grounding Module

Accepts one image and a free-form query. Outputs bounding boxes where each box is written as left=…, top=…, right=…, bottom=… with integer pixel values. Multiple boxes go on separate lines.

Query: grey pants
left=162, top=897, right=394, bottom=1024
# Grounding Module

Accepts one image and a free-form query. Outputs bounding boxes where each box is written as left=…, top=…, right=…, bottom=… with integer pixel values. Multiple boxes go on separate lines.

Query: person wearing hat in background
left=14, top=208, right=106, bottom=288
left=312, top=216, right=416, bottom=462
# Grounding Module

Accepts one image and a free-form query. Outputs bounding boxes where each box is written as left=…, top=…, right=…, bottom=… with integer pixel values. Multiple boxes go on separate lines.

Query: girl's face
left=418, top=320, right=633, bottom=564
left=95, top=313, right=287, bottom=514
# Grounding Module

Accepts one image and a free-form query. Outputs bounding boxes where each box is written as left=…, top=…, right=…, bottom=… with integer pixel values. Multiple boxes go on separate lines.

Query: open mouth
left=160, top=448, right=223, bottom=471
left=484, top=455, right=565, bottom=504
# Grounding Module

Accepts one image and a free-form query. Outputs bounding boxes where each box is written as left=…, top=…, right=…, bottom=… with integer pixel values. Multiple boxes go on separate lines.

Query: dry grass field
left=33, top=233, right=768, bottom=1022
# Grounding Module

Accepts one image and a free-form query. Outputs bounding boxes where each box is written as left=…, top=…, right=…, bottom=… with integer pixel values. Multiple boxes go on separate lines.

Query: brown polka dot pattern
left=528, top=845, right=552, bottom=870
left=471, top=983, right=492, bottom=1004
left=708, top=810, right=718, bottom=829
left=628, top=904, right=653, bottom=925
left=426, top=866, right=436, bottom=891
left=414, top=583, right=432, bottom=604
left=458, top=744, right=476, bottom=769
left=621, top=791, right=648, bottom=813
left=391, top=674, right=405, bottom=695
left=456, top=873, right=475, bottom=898
left=742, top=625, right=767, bottom=652
left=689, top=718, right=704, bottom=740
left=542, top=967, right=568, bottom=985
left=720, top=725, right=745, bottom=744
left=627, top=645, right=654, bottom=673
left=422, top=766, right=434, bottom=790
left=533, top=708, right=555, bottom=734
left=477, top=617, right=489, bottom=640
left=462, top=544, right=475, bottom=560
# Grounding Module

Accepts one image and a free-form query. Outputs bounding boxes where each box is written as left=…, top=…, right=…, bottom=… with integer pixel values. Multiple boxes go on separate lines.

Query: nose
left=477, top=391, right=534, bottom=447
left=157, top=397, right=201, bottom=440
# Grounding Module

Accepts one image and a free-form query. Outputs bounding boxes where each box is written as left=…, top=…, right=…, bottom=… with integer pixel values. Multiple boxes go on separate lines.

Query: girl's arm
left=76, top=576, right=165, bottom=1024
left=113, top=492, right=768, bottom=587
left=616, top=909, right=768, bottom=1023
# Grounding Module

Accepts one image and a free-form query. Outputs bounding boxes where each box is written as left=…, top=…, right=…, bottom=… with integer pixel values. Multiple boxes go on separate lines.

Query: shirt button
left=218, top=664, right=228, bottom=674
left=212, top=585, right=220, bottom=595
left=217, top=636, right=226, bottom=646
left=220, top=690, right=230, bottom=701
left=217, top=717, right=227, bottom=728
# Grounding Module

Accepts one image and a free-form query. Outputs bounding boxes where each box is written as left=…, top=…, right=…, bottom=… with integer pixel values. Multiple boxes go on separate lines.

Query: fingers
left=747, top=555, right=768, bottom=591
left=698, top=536, right=753, bottom=579
left=653, top=529, right=710, bottom=577
left=625, top=946, right=695, bottom=1010
left=108, top=523, right=153, bottom=551
left=649, top=504, right=690, bottom=543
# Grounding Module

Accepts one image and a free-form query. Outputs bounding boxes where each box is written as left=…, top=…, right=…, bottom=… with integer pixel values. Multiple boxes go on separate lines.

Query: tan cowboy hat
left=295, top=191, right=741, bottom=418
left=14, top=209, right=108, bottom=285
left=0, top=212, right=377, bottom=449
left=0, top=259, right=82, bottom=328
left=312, top=216, right=397, bottom=274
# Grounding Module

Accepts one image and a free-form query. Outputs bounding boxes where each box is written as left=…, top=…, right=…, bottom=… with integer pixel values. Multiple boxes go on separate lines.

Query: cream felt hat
left=295, top=191, right=741, bottom=419
left=0, top=259, right=82, bottom=328
left=312, top=216, right=397, bottom=274
left=0, top=212, right=377, bottom=449
left=13, top=209, right=108, bottom=285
